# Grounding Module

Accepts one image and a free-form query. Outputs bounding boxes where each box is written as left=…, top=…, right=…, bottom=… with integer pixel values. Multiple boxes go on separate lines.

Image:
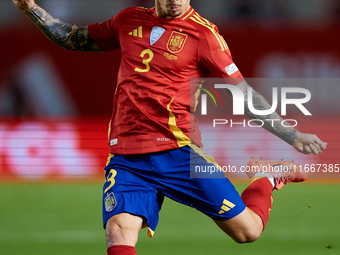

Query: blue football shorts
left=102, top=144, right=246, bottom=237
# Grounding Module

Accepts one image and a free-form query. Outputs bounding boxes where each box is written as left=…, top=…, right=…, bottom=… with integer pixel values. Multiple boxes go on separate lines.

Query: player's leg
left=105, top=213, right=143, bottom=247
left=214, top=177, right=273, bottom=243
left=215, top=157, right=308, bottom=243
left=103, top=154, right=164, bottom=255
left=153, top=145, right=259, bottom=242
left=105, top=213, right=144, bottom=255
left=214, top=208, right=263, bottom=243
left=159, top=145, right=306, bottom=244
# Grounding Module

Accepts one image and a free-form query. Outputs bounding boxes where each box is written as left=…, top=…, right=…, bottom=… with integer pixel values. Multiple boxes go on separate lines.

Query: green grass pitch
left=0, top=181, right=339, bottom=255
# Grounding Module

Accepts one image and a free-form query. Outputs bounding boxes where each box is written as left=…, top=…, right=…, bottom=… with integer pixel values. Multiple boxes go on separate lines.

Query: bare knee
left=105, top=213, right=143, bottom=247
left=214, top=208, right=263, bottom=244
left=232, top=227, right=262, bottom=244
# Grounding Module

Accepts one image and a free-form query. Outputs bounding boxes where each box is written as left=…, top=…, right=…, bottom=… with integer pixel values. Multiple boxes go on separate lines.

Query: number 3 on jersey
left=135, top=49, right=154, bottom=73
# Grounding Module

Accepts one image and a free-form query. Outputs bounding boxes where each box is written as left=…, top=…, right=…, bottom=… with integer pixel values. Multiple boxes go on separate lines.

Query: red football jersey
left=88, top=6, right=244, bottom=154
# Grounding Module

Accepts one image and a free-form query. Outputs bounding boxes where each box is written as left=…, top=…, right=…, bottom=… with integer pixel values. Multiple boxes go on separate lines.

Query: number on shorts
left=104, top=169, right=117, bottom=194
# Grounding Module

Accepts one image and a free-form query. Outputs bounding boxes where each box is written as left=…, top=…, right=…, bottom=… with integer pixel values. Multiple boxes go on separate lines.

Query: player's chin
left=169, top=10, right=183, bottom=18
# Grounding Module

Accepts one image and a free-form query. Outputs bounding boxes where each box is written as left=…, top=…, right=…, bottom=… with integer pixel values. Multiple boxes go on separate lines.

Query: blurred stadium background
left=0, top=0, right=339, bottom=254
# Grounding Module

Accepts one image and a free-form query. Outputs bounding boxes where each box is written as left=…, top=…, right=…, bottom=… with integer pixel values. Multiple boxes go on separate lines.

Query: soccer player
left=12, top=0, right=327, bottom=255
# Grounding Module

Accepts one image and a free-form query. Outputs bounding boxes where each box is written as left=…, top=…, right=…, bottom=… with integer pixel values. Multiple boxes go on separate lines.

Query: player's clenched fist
left=12, top=0, right=35, bottom=11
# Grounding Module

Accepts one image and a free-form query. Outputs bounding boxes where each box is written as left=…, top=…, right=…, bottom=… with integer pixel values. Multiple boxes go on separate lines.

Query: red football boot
left=245, top=157, right=308, bottom=190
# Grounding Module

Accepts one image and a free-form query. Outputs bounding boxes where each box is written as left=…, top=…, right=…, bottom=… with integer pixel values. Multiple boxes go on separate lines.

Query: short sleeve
left=88, top=8, right=133, bottom=52
left=198, top=30, right=244, bottom=85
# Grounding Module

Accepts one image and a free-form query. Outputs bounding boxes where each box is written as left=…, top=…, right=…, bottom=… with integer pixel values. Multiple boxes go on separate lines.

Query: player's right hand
left=292, top=132, right=327, bottom=155
left=12, top=0, right=35, bottom=11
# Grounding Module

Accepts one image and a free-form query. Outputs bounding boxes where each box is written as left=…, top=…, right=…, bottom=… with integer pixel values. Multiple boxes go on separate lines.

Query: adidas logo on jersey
left=129, top=26, right=143, bottom=38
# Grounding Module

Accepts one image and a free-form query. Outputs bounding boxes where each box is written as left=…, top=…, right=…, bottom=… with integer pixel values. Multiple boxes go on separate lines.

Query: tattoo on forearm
left=29, top=9, right=43, bottom=23
left=27, top=4, right=101, bottom=52
left=241, top=84, right=298, bottom=145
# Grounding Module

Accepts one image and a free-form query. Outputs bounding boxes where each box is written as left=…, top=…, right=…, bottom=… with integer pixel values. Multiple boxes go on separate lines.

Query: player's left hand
left=12, top=0, right=35, bottom=12
left=292, top=132, right=327, bottom=155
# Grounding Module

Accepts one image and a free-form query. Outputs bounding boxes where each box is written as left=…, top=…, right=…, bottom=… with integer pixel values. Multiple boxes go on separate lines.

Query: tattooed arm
left=233, top=81, right=327, bottom=155
left=12, top=0, right=102, bottom=52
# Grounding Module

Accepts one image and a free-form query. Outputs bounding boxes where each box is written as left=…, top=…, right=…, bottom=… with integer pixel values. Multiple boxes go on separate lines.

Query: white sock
left=253, top=172, right=275, bottom=189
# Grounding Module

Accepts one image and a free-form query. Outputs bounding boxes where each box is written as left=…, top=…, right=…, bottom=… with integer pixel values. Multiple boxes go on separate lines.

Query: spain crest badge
left=167, top=31, right=188, bottom=54
left=104, top=192, right=117, bottom=212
